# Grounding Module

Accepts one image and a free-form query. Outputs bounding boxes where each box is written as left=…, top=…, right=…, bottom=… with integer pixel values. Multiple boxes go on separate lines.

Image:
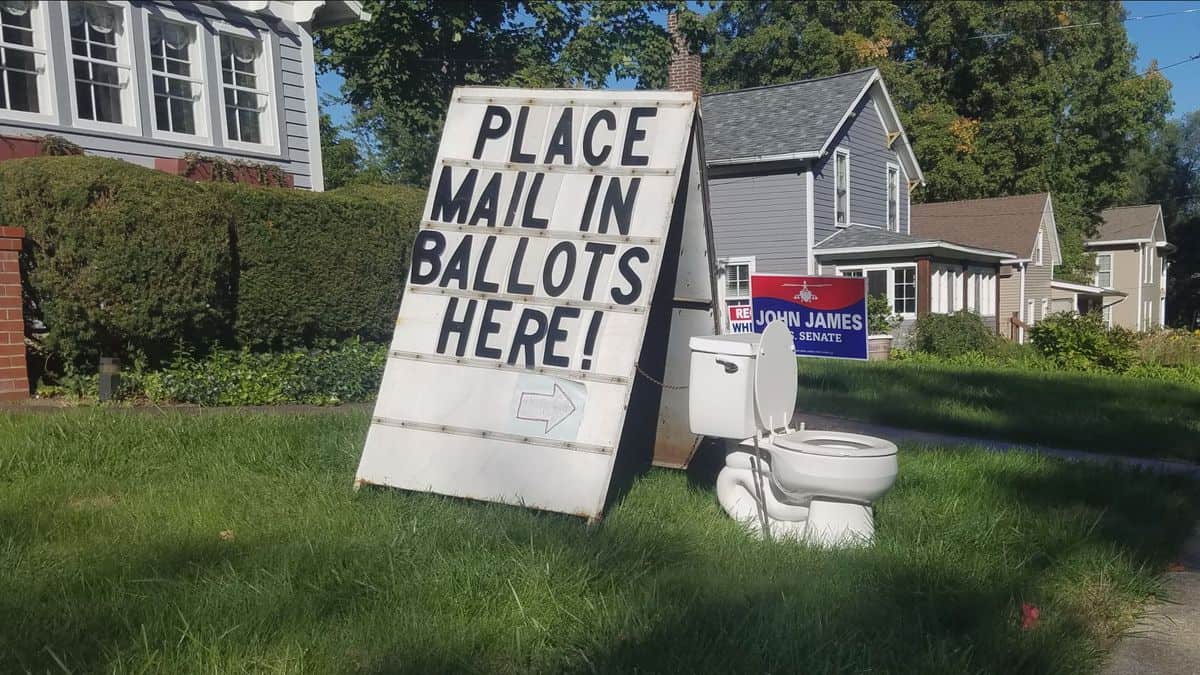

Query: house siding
left=0, top=1, right=318, bottom=189
left=811, top=97, right=910, bottom=239
left=708, top=172, right=809, bottom=274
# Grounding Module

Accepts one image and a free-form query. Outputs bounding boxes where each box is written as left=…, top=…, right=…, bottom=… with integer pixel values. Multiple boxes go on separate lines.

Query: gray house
left=0, top=0, right=368, bottom=190
left=694, top=67, right=1013, bottom=333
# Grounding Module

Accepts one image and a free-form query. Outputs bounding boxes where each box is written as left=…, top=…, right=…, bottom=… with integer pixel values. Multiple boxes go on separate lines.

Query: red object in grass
left=1021, top=602, right=1041, bottom=630
left=1168, top=561, right=1186, bottom=572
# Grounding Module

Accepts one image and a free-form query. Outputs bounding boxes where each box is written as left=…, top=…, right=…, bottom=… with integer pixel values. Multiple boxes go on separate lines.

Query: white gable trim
left=816, top=70, right=925, bottom=186
left=1041, top=194, right=1063, bottom=265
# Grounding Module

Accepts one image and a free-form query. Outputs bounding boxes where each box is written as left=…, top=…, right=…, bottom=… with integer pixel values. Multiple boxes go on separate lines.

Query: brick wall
left=0, top=227, right=28, bottom=401
left=666, top=13, right=702, bottom=99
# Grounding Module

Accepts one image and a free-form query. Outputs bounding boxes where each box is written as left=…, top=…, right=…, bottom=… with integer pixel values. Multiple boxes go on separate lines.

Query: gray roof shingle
left=815, top=225, right=935, bottom=249
left=1095, top=205, right=1162, bottom=242
left=702, top=68, right=877, bottom=162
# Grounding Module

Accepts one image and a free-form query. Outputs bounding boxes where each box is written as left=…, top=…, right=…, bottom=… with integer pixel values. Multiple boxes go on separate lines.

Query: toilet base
left=715, top=453, right=877, bottom=548
left=805, top=500, right=875, bottom=548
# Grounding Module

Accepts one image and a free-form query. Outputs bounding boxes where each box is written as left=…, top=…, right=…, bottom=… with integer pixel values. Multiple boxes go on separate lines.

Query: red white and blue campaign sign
left=750, top=274, right=869, bottom=360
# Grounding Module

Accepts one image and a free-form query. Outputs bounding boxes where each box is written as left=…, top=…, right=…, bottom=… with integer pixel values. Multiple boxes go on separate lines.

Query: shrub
left=139, top=339, right=387, bottom=406
left=909, top=311, right=998, bottom=358
left=1138, top=329, right=1200, bottom=367
left=0, top=157, right=424, bottom=371
left=215, top=182, right=422, bottom=349
left=1029, top=311, right=1138, bottom=372
left=0, top=157, right=233, bottom=370
left=867, top=295, right=902, bottom=334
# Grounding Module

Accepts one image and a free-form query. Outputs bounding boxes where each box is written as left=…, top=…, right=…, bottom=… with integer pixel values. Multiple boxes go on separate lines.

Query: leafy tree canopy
left=697, top=0, right=1172, bottom=276
left=316, top=1, right=697, bottom=185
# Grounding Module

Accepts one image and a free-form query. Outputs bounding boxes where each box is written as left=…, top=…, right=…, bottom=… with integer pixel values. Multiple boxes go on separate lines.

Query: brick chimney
left=667, top=13, right=702, bottom=101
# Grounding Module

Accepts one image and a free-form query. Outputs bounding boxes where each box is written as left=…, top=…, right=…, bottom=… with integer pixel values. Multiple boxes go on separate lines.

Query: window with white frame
left=893, top=267, right=916, bottom=314
left=1041, top=298, right=1049, bottom=321
left=67, top=1, right=134, bottom=127
left=1102, top=303, right=1112, bottom=326
left=1142, top=247, right=1153, bottom=283
left=219, top=30, right=273, bottom=147
left=834, top=150, right=849, bottom=227
left=1, top=0, right=50, bottom=118
left=1026, top=298, right=1036, bottom=326
left=147, top=15, right=203, bottom=138
left=1094, top=253, right=1112, bottom=287
left=886, top=164, right=900, bottom=232
left=839, top=265, right=916, bottom=316
left=1034, top=229, right=1044, bottom=266
left=1142, top=300, right=1152, bottom=329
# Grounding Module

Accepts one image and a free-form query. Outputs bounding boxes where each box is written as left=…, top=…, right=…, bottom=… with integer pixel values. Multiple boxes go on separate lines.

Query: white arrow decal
left=516, top=383, right=577, bottom=433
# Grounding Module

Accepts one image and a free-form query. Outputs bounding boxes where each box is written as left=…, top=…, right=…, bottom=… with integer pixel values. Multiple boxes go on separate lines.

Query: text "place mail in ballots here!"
left=356, top=88, right=698, bottom=519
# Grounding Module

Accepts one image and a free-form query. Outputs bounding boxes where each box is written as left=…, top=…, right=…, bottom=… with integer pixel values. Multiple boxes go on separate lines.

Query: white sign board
left=356, top=87, right=701, bottom=519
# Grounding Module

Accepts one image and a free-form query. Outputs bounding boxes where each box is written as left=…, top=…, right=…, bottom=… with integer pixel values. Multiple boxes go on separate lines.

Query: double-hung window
left=67, top=1, right=135, bottom=129
left=834, top=150, right=849, bottom=227
left=218, top=29, right=275, bottom=149
left=1094, top=253, right=1112, bottom=288
left=886, top=164, right=900, bottom=232
left=1, top=0, right=51, bottom=119
left=147, top=15, right=204, bottom=139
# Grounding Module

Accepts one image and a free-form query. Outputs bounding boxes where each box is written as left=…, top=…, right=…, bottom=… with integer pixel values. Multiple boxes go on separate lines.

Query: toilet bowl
left=689, top=321, right=899, bottom=547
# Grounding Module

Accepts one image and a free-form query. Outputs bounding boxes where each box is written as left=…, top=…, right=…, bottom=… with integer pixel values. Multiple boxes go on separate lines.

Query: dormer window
left=835, top=150, right=849, bottom=227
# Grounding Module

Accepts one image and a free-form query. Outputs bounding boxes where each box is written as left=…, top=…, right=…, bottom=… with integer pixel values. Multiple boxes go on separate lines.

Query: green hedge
left=216, top=182, right=421, bottom=349
left=0, top=157, right=423, bottom=370
left=0, top=157, right=232, bottom=369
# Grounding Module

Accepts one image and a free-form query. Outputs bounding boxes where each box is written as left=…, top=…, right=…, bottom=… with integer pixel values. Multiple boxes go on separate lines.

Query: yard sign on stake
left=355, top=87, right=717, bottom=519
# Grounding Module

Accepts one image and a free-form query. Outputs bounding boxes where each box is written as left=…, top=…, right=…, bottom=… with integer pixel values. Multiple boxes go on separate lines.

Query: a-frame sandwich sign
left=354, top=87, right=719, bottom=519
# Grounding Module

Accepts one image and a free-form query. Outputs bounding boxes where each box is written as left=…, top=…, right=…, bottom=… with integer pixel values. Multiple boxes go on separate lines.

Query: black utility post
left=98, top=357, right=120, bottom=402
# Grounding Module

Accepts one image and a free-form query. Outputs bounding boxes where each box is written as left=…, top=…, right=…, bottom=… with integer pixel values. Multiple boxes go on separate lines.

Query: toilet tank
left=688, top=334, right=762, bottom=440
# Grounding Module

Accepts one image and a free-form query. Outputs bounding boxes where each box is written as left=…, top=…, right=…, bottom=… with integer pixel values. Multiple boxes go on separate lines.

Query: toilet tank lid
left=689, top=334, right=762, bottom=357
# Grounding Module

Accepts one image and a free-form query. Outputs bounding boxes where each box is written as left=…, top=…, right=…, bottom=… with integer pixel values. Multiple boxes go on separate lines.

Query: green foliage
left=909, top=311, right=998, bottom=358
left=0, top=157, right=233, bottom=370
left=319, top=113, right=387, bottom=189
left=181, top=151, right=290, bottom=187
left=1138, top=329, right=1200, bottom=367
left=316, top=1, right=696, bottom=184
left=215, top=181, right=423, bottom=349
left=867, top=294, right=901, bottom=334
left=1030, top=311, right=1138, bottom=371
left=697, top=1, right=1172, bottom=277
left=139, top=340, right=386, bottom=406
left=0, top=157, right=423, bottom=371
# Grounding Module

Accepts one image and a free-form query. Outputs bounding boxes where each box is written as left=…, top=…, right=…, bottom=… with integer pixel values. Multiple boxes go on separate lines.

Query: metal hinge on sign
left=633, top=362, right=688, bottom=390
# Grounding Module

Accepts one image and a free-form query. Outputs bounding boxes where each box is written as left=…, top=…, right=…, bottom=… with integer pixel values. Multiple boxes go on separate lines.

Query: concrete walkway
left=1100, top=526, right=1200, bottom=675
left=798, top=410, right=1200, bottom=479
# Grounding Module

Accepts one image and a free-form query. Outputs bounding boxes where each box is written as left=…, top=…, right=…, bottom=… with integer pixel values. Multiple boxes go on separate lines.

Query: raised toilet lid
left=754, top=321, right=798, bottom=431
left=774, top=430, right=898, bottom=458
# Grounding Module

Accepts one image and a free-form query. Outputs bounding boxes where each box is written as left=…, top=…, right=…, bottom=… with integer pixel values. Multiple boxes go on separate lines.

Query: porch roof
left=813, top=225, right=1015, bottom=264
left=1050, top=279, right=1127, bottom=298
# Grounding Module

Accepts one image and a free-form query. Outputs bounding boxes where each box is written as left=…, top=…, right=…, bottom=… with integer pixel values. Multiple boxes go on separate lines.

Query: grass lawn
left=2, top=410, right=1196, bottom=673
left=795, top=358, right=1200, bottom=463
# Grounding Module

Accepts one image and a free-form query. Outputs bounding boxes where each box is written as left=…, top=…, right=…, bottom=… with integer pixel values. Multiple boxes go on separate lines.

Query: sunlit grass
left=1, top=410, right=1195, bottom=673
left=795, top=358, right=1200, bottom=462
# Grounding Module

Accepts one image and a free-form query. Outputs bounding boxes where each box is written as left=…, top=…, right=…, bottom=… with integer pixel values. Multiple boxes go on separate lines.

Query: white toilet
left=688, top=321, right=899, bottom=547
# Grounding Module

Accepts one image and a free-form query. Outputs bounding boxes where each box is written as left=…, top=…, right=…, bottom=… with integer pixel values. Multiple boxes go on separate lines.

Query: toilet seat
left=773, top=430, right=898, bottom=458
left=753, top=322, right=798, bottom=431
